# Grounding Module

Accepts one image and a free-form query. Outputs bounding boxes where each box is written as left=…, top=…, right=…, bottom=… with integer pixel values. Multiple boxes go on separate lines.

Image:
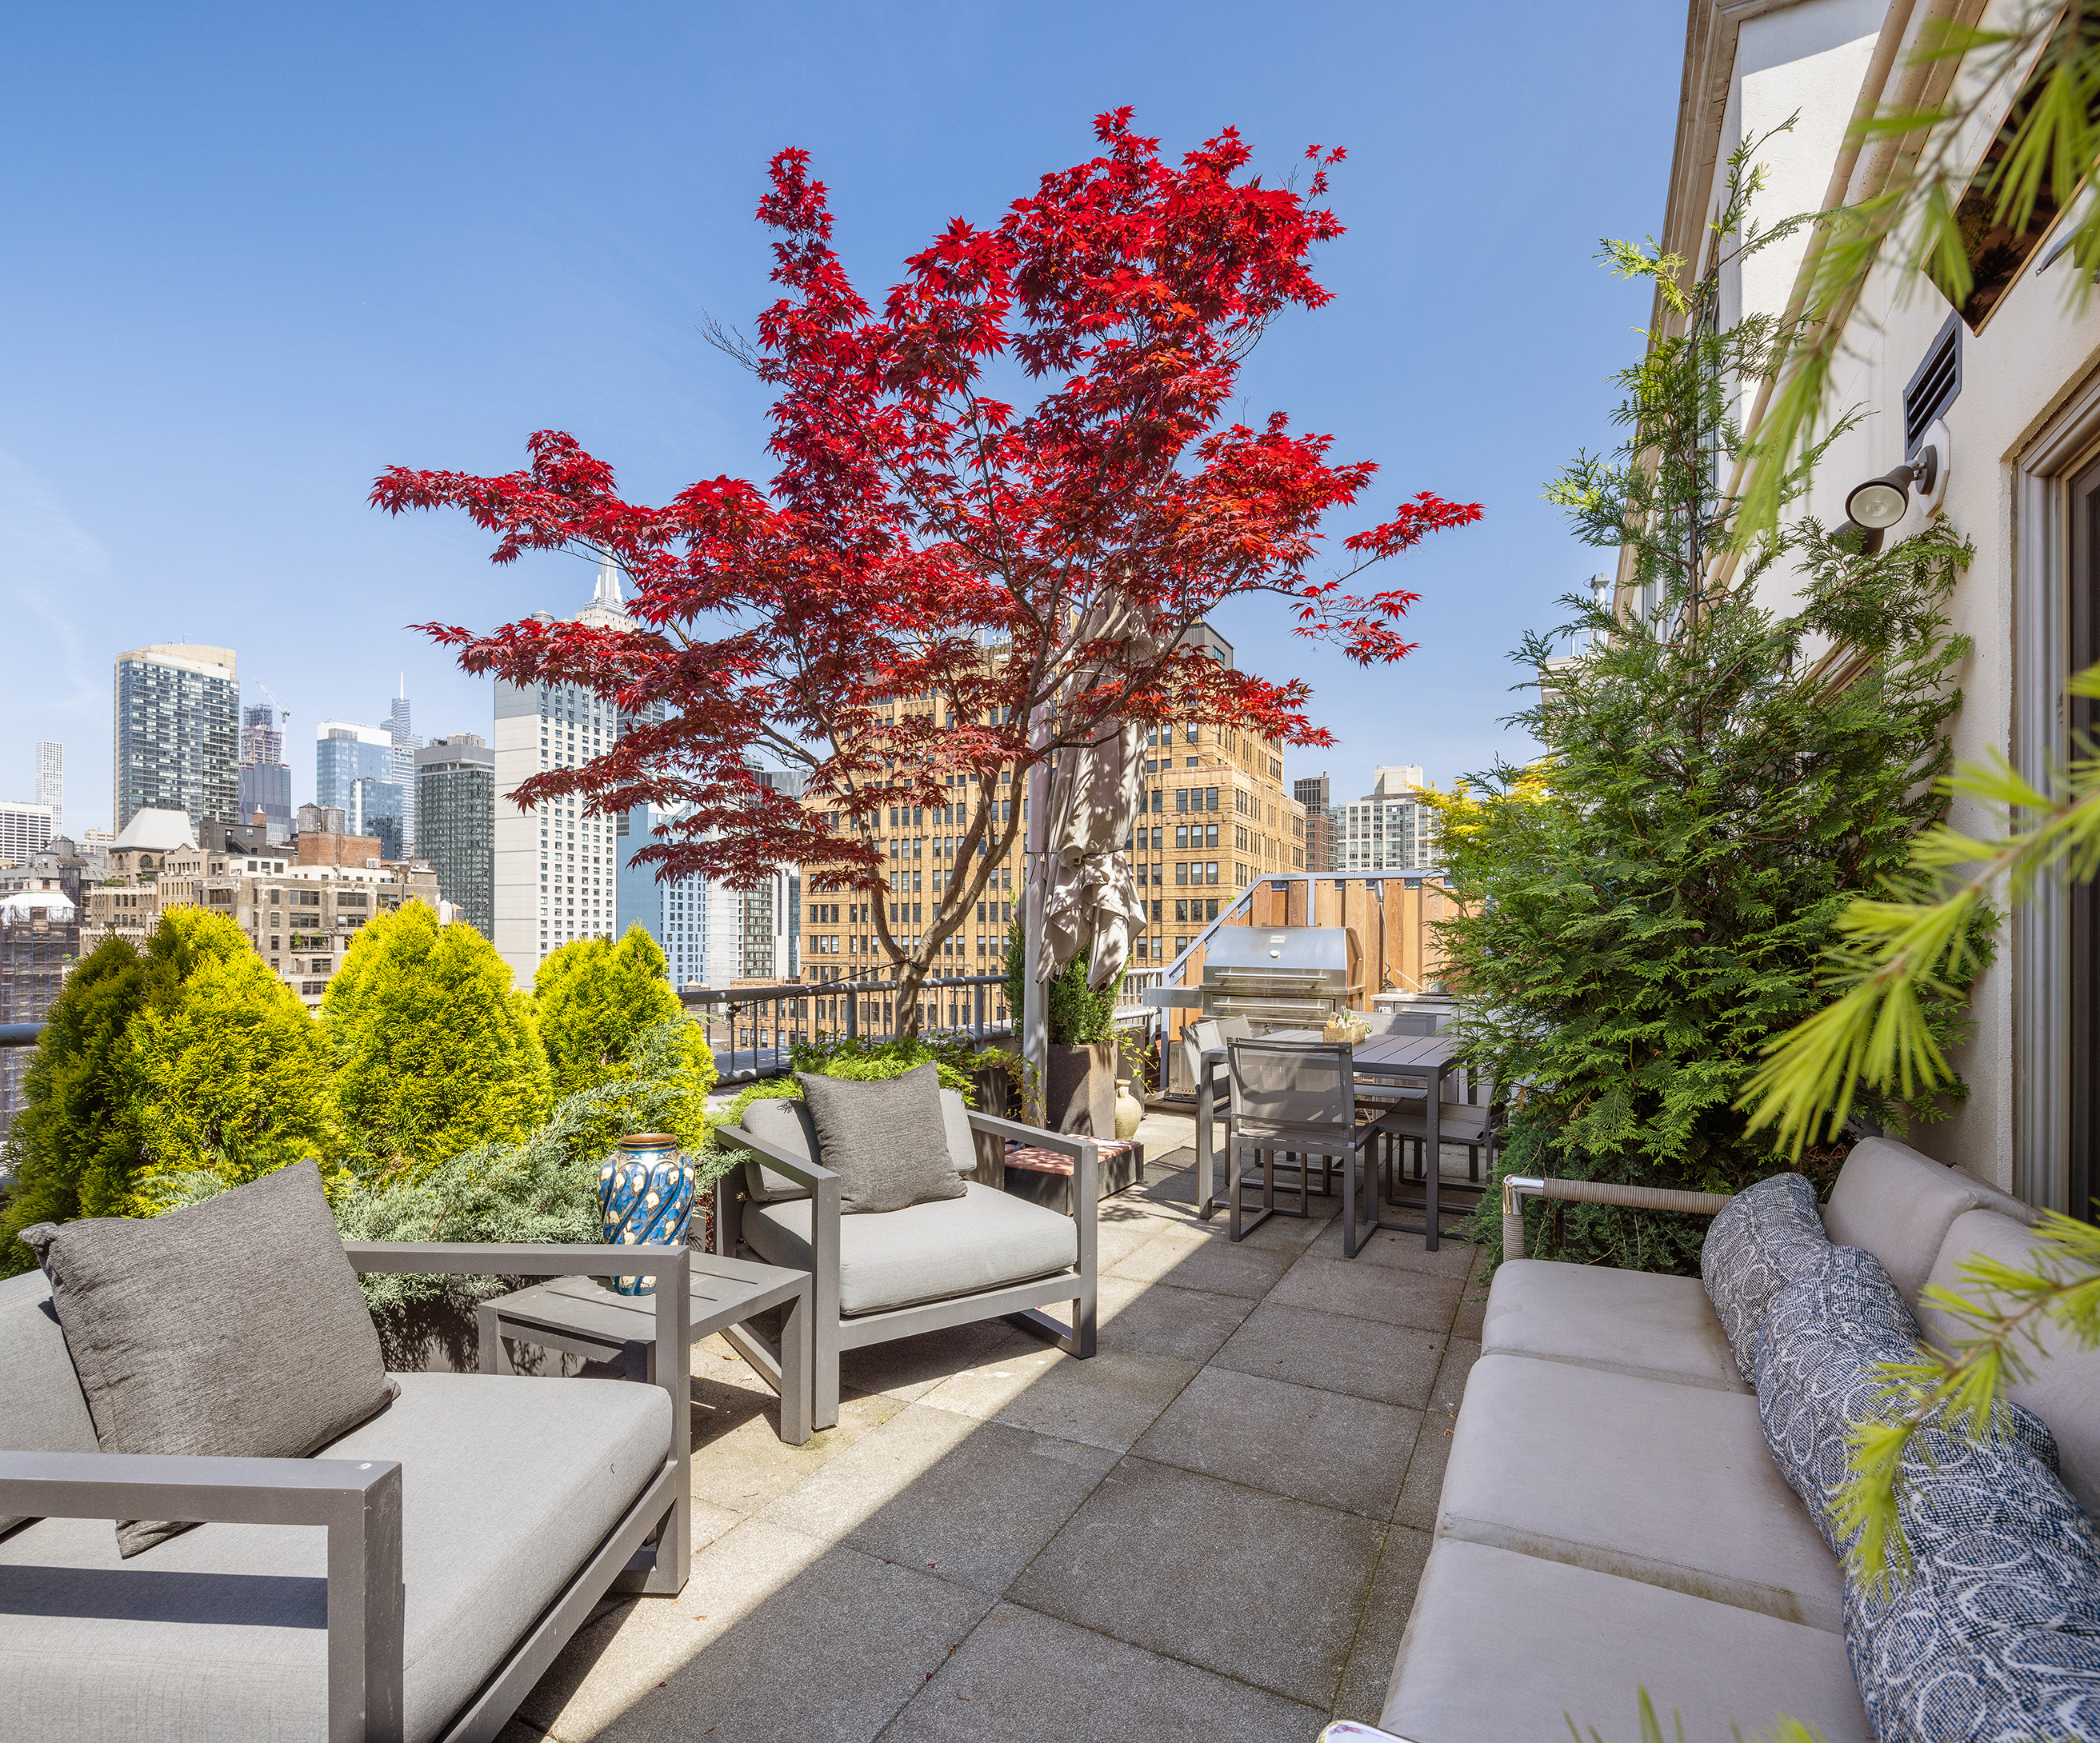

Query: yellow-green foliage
left=0, top=935, right=148, bottom=1273
left=325, top=901, right=551, bottom=1177
left=124, top=909, right=342, bottom=1205
left=534, top=926, right=714, bottom=1153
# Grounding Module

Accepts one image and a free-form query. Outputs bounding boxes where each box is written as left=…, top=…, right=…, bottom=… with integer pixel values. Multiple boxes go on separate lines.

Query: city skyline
left=0, top=5, right=1678, bottom=847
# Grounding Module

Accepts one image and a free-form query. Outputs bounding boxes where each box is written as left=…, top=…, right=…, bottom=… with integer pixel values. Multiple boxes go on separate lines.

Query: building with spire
left=389, top=678, right=421, bottom=854
left=492, top=552, right=653, bottom=983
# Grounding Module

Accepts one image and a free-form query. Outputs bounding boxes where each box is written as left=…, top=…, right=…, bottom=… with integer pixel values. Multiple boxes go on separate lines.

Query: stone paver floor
left=501, top=1113, right=1489, bottom=1743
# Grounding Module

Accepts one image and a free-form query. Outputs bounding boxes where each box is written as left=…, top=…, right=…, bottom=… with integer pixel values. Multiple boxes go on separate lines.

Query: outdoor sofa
left=1362, top=1137, right=2100, bottom=1743
left=0, top=1216, right=694, bottom=1743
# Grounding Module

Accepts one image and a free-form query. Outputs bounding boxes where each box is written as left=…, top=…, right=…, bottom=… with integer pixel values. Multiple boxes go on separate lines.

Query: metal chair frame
left=1224, top=1037, right=1385, bottom=1257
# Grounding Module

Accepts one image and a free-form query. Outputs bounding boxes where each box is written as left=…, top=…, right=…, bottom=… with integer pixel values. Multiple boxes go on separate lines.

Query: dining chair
left=1225, top=1037, right=1383, bottom=1256
left=1374, top=1071, right=1503, bottom=1214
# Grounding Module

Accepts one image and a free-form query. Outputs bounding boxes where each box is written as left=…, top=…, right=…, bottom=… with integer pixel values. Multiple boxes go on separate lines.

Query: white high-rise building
left=0, top=803, right=54, bottom=867
left=34, top=743, right=61, bottom=838
left=493, top=553, right=647, bottom=985
left=1332, top=766, right=1439, bottom=873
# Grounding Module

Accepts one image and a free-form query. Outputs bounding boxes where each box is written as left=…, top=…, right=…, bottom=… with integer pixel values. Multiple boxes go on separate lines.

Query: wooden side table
left=477, top=1249, right=815, bottom=1445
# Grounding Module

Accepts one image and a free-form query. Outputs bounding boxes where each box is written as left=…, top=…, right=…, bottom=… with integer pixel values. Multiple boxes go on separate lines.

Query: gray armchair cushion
left=0, top=1270, right=99, bottom=1536
left=1920, top=1209, right=2100, bottom=1518
left=1821, top=1137, right=2030, bottom=1305
left=1699, top=1172, right=1829, bottom=1381
left=1482, top=1259, right=1747, bottom=1393
left=743, top=1182, right=1077, bottom=1316
left=1383, top=1539, right=1871, bottom=1743
left=938, top=1086, right=980, bottom=1177
left=0, top=1371, right=670, bottom=1743
left=794, top=1063, right=966, bottom=1214
left=20, top=1160, right=397, bottom=1557
left=742, top=1096, right=819, bottom=1204
left=1438, top=1351, right=1845, bottom=1632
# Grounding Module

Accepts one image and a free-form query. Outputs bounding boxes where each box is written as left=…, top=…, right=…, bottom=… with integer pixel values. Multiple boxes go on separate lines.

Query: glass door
left=2066, top=454, right=2100, bottom=1223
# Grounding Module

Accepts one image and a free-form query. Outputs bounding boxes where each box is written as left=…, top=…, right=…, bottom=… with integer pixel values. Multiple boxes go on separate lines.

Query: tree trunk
left=893, top=954, right=929, bottom=1037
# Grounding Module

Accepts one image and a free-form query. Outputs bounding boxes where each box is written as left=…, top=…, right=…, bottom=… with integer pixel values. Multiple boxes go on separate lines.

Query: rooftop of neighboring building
left=110, top=808, right=198, bottom=853
left=415, top=736, right=494, bottom=766
left=115, top=643, right=237, bottom=681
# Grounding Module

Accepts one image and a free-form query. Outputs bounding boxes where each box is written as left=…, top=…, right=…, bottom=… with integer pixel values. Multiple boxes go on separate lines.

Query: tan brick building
left=88, top=822, right=442, bottom=1011
left=797, top=626, right=1306, bottom=1019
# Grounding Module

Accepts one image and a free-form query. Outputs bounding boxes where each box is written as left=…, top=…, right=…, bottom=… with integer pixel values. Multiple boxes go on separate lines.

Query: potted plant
left=1004, top=921, right=1123, bottom=1135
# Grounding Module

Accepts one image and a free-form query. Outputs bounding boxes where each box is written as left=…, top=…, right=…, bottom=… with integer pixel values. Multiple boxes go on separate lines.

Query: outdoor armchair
left=0, top=1240, right=693, bottom=1743
left=714, top=1095, right=1098, bottom=1430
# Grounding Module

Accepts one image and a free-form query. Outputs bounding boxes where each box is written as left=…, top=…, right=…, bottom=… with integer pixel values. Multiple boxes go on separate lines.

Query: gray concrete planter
left=1045, top=1040, right=1116, bottom=1136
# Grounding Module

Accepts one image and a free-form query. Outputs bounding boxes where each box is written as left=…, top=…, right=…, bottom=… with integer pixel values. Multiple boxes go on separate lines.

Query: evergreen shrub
left=1442, top=136, right=1985, bottom=1275
left=324, top=901, right=552, bottom=1177
left=535, top=926, right=715, bottom=1156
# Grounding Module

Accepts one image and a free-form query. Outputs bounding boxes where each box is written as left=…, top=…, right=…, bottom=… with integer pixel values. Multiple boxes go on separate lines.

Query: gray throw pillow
left=1699, top=1171, right=1829, bottom=1381
left=22, top=1159, right=398, bottom=1557
left=794, top=1063, right=969, bottom=1215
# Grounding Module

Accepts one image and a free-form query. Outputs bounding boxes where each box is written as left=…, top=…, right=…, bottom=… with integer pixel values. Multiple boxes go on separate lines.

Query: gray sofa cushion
left=1438, top=1351, right=1846, bottom=1632
left=1482, top=1259, right=1748, bottom=1393
left=743, top=1181, right=1077, bottom=1317
left=794, top=1064, right=966, bottom=1214
left=938, top=1086, right=980, bottom=1177
left=1919, top=1208, right=2100, bottom=1518
left=0, top=1269, right=99, bottom=1536
left=1700, top=1172, right=1829, bottom=1381
left=1822, top=1137, right=2029, bottom=1305
left=22, top=1160, right=398, bottom=1557
left=0, top=1370, right=670, bottom=1743
left=1383, top=1538, right=1871, bottom=1743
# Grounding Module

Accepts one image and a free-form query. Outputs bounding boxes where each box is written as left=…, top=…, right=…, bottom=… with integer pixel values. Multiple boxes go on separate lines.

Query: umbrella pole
left=1022, top=710, right=1050, bottom=1125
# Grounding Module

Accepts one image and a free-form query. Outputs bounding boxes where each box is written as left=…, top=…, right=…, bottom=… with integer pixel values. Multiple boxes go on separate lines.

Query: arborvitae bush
left=1002, top=920, right=1121, bottom=1045
left=534, top=926, right=715, bottom=1155
left=325, top=901, right=551, bottom=1177
left=123, top=909, right=342, bottom=1205
left=1, top=935, right=147, bottom=1273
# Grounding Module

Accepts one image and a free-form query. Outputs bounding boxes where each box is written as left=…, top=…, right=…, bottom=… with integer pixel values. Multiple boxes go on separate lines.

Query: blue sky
left=0, top=3, right=1678, bottom=834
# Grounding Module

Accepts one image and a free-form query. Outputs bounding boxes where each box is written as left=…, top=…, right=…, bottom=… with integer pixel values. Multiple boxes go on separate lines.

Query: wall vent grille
left=1904, top=311, right=1962, bottom=456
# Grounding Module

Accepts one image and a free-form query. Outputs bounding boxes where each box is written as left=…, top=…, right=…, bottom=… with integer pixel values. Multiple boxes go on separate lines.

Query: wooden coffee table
left=477, top=1249, right=814, bottom=1444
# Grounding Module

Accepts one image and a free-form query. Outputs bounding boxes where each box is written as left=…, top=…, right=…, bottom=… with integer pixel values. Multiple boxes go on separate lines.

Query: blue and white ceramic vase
left=597, top=1133, right=694, bottom=1297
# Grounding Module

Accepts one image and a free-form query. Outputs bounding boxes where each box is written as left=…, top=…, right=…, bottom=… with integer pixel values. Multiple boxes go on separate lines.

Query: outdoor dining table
left=1194, top=1028, right=1466, bottom=1250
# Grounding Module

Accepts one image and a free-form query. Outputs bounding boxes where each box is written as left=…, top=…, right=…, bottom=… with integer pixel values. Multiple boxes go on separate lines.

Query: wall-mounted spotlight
left=1842, top=422, right=1948, bottom=554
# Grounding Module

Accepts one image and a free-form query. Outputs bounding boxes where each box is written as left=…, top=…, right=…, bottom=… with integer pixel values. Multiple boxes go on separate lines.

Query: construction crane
left=250, top=679, right=289, bottom=730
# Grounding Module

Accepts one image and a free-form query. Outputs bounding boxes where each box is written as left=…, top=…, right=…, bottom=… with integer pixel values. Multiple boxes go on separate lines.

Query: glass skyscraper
left=415, top=735, right=494, bottom=936
left=113, top=645, right=238, bottom=834
left=314, top=722, right=396, bottom=832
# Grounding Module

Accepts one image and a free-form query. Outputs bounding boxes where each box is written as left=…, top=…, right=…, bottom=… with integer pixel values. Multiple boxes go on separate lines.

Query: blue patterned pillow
left=1755, top=1249, right=2100, bottom=1741
left=1701, top=1171, right=1829, bottom=1381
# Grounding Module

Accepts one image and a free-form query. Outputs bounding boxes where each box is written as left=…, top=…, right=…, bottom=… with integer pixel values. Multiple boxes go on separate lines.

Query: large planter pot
left=1044, top=1041, right=1116, bottom=1137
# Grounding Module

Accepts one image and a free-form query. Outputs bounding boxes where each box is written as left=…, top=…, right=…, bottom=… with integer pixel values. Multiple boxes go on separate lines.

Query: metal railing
left=678, top=972, right=1013, bottom=1083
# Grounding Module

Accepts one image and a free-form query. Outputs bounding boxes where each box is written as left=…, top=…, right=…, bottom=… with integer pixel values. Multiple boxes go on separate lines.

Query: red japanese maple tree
left=375, top=110, right=1481, bottom=1029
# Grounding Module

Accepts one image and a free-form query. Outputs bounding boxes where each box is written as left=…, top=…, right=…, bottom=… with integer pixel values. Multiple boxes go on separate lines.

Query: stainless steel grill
left=1196, top=925, right=1359, bottom=1029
